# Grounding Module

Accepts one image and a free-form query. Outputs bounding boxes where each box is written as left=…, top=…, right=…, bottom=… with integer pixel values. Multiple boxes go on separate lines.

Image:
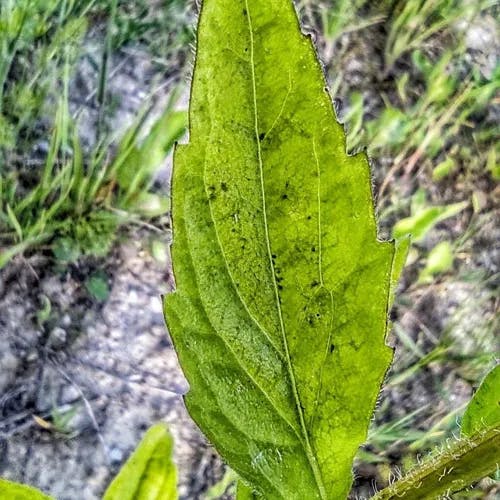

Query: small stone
left=26, top=350, right=39, bottom=362
left=108, top=447, right=124, bottom=464
left=61, top=314, right=72, bottom=327
left=48, top=327, right=67, bottom=349
left=61, top=385, right=81, bottom=403
left=0, top=345, right=18, bottom=393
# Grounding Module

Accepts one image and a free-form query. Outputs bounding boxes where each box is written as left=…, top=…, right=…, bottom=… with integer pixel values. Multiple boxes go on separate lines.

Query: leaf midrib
left=243, top=1, right=327, bottom=497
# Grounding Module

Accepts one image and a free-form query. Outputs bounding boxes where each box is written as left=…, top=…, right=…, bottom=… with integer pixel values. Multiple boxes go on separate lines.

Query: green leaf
left=418, top=241, right=454, bottom=283
left=389, top=236, right=410, bottom=308
left=432, top=157, right=456, bottom=181
left=103, top=423, right=178, bottom=500
left=6, top=203, right=23, bottom=241
left=0, top=478, right=53, bottom=500
left=115, top=107, right=187, bottom=193
left=461, top=365, right=500, bottom=437
left=132, top=192, right=170, bottom=217
left=164, top=0, right=395, bottom=498
left=204, top=469, right=238, bottom=499
left=392, top=200, right=467, bottom=242
left=85, top=271, right=110, bottom=302
left=52, top=237, right=81, bottom=263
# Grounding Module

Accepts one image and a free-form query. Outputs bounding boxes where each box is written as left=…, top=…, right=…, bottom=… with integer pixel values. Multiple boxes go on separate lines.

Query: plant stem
left=372, top=426, right=500, bottom=499
left=96, top=0, right=118, bottom=141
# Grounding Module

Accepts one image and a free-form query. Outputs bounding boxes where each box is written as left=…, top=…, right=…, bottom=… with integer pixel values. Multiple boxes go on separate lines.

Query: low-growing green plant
left=1, top=0, right=498, bottom=499
left=0, top=90, right=186, bottom=268
left=391, top=188, right=468, bottom=242
left=0, top=0, right=188, bottom=268
left=0, top=0, right=94, bottom=161
left=92, top=0, right=195, bottom=60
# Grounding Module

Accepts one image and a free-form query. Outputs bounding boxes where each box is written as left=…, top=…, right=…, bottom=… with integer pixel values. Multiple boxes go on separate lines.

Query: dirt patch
left=0, top=235, right=228, bottom=498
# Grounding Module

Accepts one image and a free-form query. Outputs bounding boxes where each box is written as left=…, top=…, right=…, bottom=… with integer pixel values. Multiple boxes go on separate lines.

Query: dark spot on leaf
left=281, top=194, right=288, bottom=200
left=259, top=132, right=265, bottom=140
left=242, top=8, right=247, bottom=15
left=315, top=313, right=320, bottom=318
left=221, top=182, right=228, bottom=191
left=349, top=340, right=360, bottom=351
left=271, top=254, right=277, bottom=259
left=311, top=246, right=316, bottom=252
left=307, top=215, right=312, bottom=220
left=310, top=280, right=319, bottom=287
left=330, top=344, right=335, bottom=353
left=278, top=284, right=283, bottom=291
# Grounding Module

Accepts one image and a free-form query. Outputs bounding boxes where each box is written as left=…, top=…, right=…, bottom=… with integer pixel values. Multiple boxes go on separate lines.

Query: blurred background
left=0, top=0, right=498, bottom=498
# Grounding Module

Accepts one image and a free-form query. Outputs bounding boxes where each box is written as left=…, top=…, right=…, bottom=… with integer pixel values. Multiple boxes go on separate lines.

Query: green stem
left=372, top=426, right=500, bottom=499
left=96, top=0, right=118, bottom=141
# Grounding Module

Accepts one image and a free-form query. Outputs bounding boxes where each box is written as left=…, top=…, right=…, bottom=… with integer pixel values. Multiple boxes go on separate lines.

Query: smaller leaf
left=103, top=423, right=178, bottom=500
left=150, top=239, right=169, bottom=265
left=418, top=241, right=454, bottom=283
left=204, top=469, right=238, bottom=499
left=392, top=200, right=467, bottom=242
left=389, top=236, right=410, bottom=308
left=115, top=108, right=187, bottom=192
left=36, top=295, right=52, bottom=327
left=132, top=192, right=170, bottom=217
left=52, top=237, right=81, bottom=263
left=461, top=365, right=500, bottom=437
left=6, top=203, right=23, bottom=241
left=410, top=189, right=427, bottom=214
left=85, top=272, right=110, bottom=302
left=486, top=147, right=499, bottom=180
left=432, top=157, right=456, bottom=181
left=0, top=478, right=53, bottom=500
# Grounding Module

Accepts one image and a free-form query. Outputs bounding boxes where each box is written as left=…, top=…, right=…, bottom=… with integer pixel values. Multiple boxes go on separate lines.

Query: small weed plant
left=0, top=0, right=187, bottom=267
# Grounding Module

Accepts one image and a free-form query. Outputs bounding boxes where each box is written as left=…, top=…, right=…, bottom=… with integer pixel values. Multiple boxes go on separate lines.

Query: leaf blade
left=461, top=365, right=500, bottom=437
left=103, top=423, right=178, bottom=500
left=165, top=0, right=395, bottom=498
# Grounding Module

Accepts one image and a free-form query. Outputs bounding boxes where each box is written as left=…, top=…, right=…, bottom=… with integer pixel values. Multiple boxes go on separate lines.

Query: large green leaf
left=103, top=423, right=178, bottom=500
left=164, top=0, right=396, bottom=498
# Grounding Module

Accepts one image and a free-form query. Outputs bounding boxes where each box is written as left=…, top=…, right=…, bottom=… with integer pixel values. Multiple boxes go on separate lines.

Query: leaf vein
left=181, top=190, right=302, bottom=441
left=244, top=3, right=327, bottom=498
